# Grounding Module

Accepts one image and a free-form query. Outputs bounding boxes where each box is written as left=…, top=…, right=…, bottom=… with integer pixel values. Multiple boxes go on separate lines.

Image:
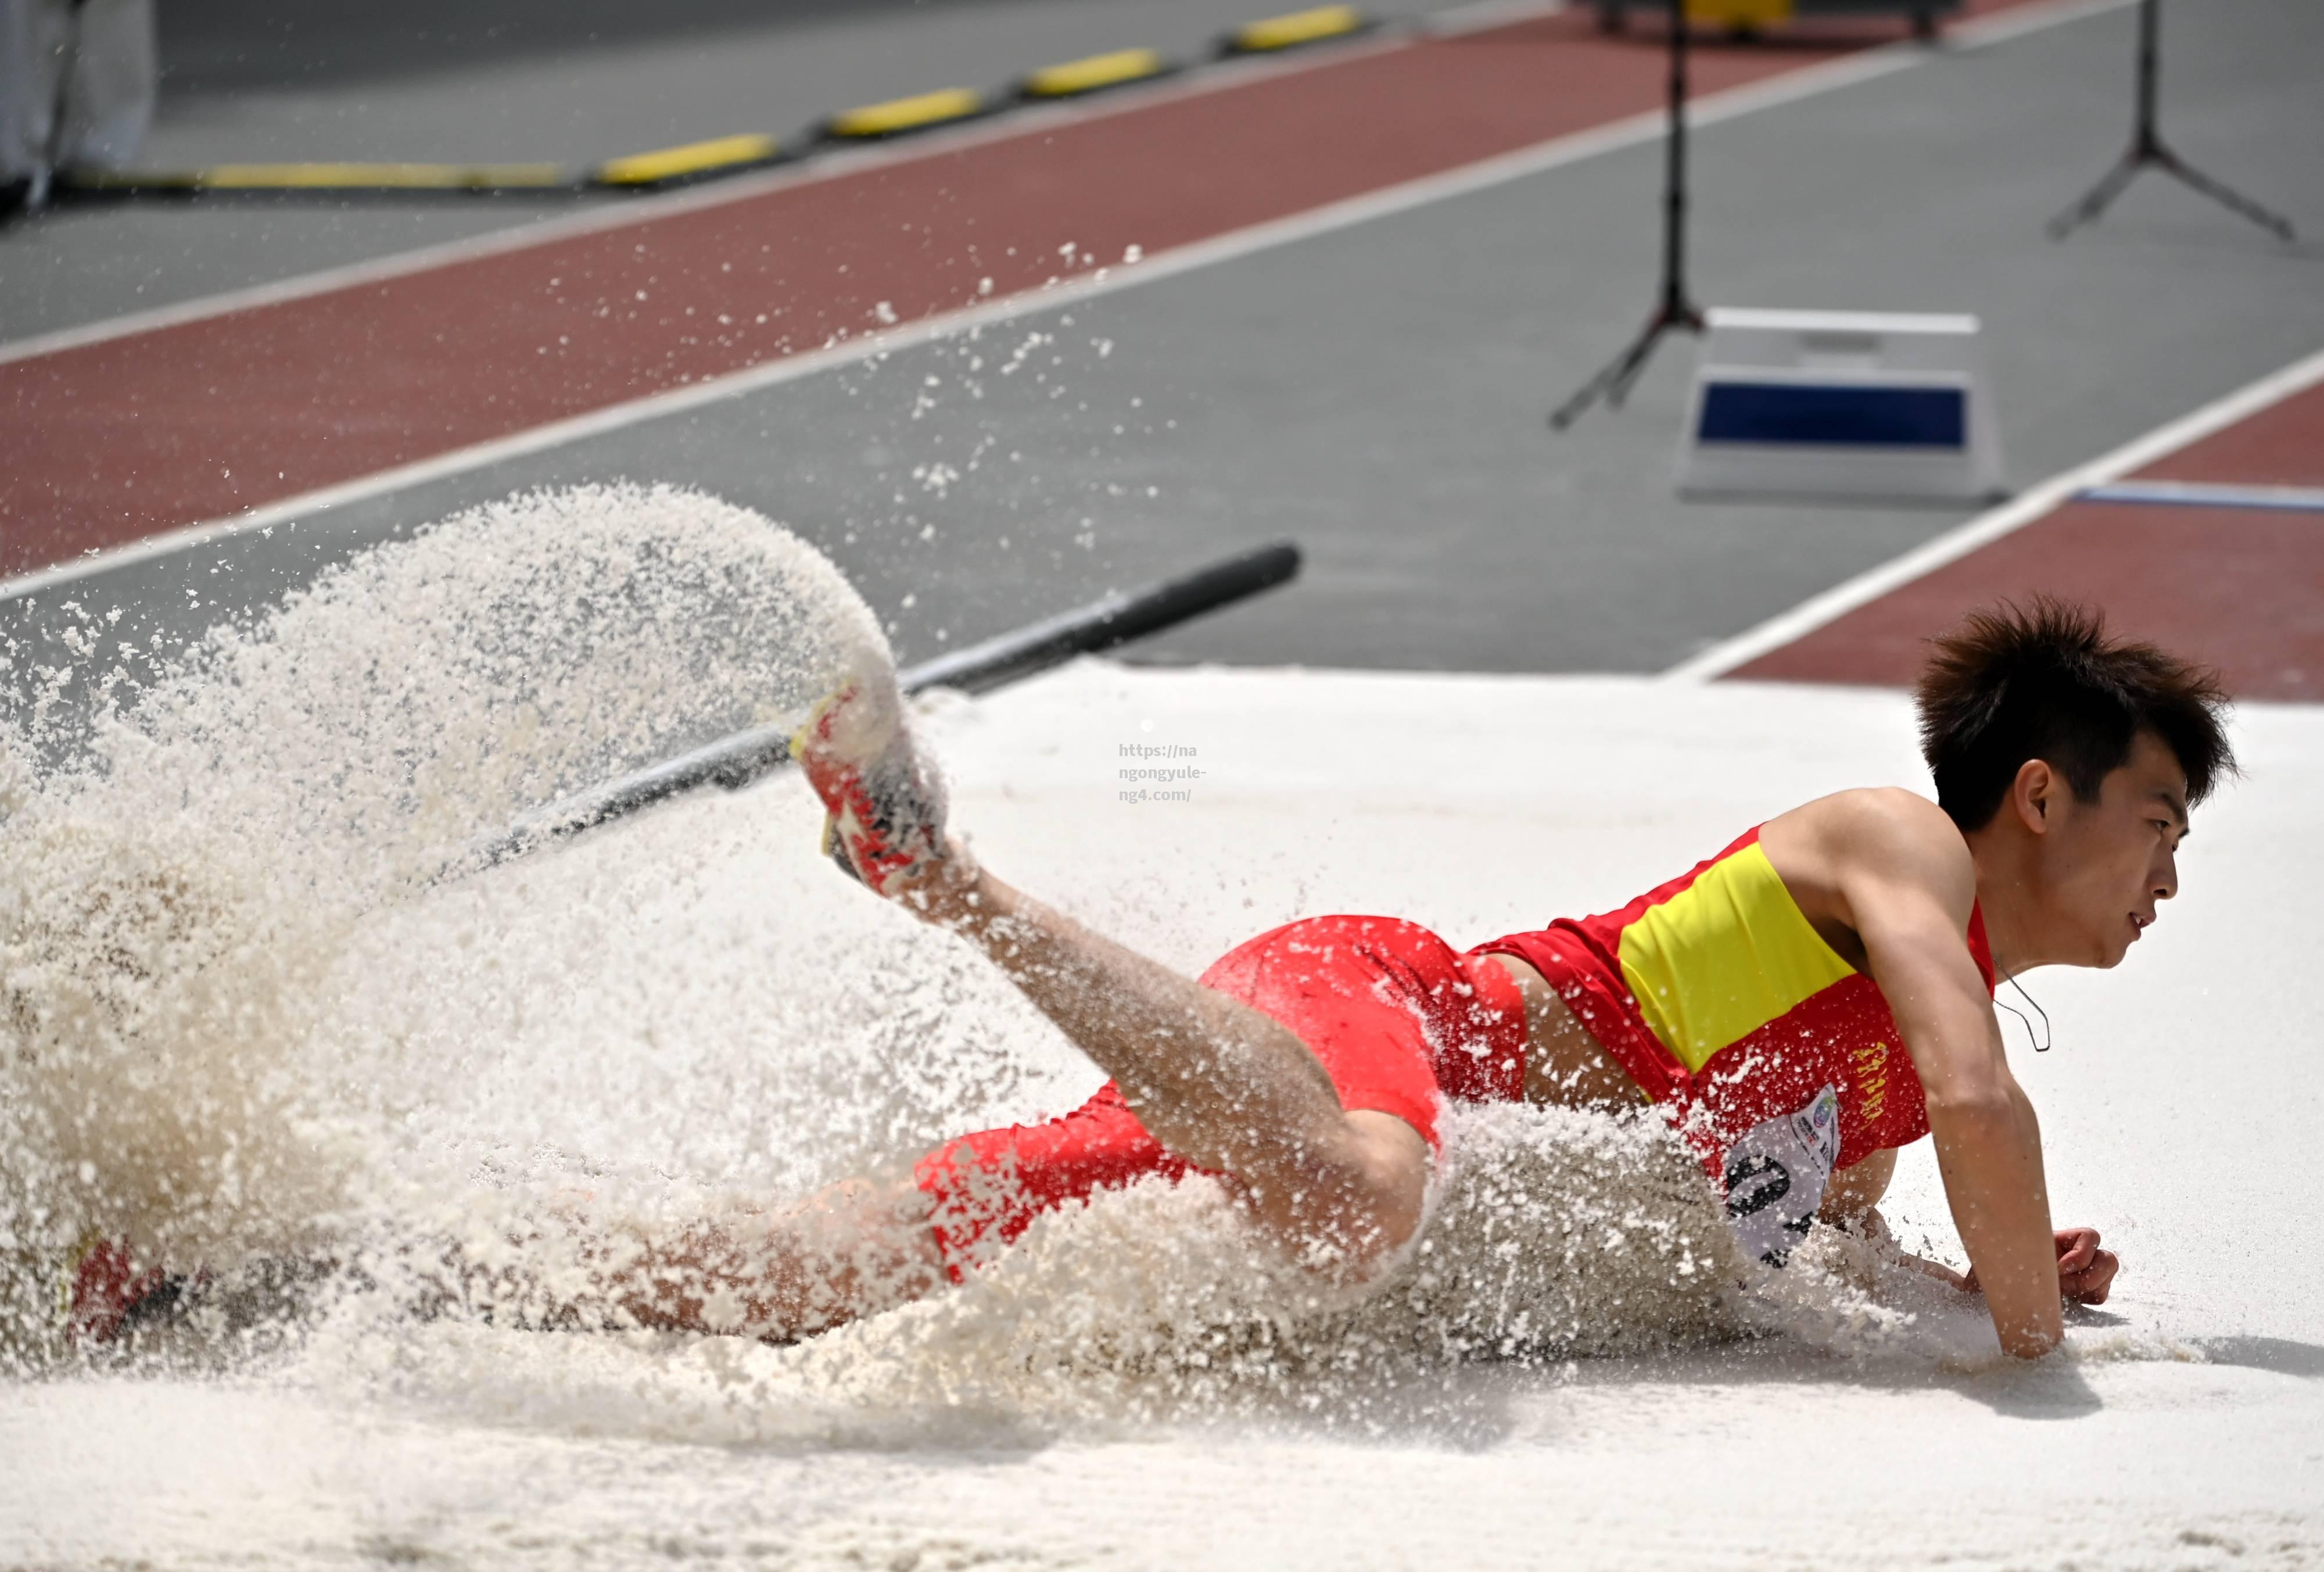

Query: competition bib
left=1721, top=1084, right=1843, bottom=1267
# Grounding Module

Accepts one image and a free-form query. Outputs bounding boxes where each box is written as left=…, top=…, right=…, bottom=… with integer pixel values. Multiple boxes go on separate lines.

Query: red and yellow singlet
left=1467, top=825, right=1997, bottom=1264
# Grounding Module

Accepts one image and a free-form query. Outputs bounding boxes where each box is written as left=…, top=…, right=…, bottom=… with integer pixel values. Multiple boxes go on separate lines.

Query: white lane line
left=2075, top=480, right=2324, bottom=513
left=1, top=0, right=2134, bottom=604
left=1421, top=0, right=1574, bottom=34
left=1662, top=343, right=2324, bottom=683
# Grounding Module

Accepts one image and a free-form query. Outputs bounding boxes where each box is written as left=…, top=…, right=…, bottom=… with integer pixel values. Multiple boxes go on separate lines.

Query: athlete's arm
left=1824, top=1150, right=1981, bottom=1285
left=1821, top=1147, right=2007, bottom=1288
left=1823, top=1148, right=1984, bottom=1284
left=1958, top=1227, right=2121, bottom=1305
left=1823, top=1151, right=2112, bottom=1301
left=1818, top=1145, right=1896, bottom=1226
left=1835, top=1195, right=1977, bottom=1287
left=1825, top=797, right=2067, bottom=1359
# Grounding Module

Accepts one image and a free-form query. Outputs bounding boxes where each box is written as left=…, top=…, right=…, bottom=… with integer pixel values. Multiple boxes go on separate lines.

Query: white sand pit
left=2, top=492, right=2319, bottom=1569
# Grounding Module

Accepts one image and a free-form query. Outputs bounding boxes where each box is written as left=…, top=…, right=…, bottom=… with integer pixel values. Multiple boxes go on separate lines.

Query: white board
left=1678, top=307, right=2005, bottom=504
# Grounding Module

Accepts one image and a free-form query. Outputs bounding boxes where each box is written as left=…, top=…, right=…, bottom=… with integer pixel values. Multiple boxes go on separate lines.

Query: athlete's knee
left=637, top=1174, right=949, bottom=1342
left=782, top=1173, right=950, bottom=1310
left=1245, top=1109, right=1433, bottom=1281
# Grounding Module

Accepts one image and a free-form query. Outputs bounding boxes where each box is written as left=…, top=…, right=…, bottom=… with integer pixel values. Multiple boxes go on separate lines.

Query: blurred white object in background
left=1, top=0, right=156, bottom=212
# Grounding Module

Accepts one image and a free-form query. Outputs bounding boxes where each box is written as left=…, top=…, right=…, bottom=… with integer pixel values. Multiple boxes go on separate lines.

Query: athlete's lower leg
left=596, top=1176, right=948, bottom=1340
left=425, top=1174, right=948, bottom=1342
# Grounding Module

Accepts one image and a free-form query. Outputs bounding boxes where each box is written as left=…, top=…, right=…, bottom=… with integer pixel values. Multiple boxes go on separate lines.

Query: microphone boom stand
left=2048, top=0, right=2293, bottom=243
left=1551, top=0, right=1705, bottom=429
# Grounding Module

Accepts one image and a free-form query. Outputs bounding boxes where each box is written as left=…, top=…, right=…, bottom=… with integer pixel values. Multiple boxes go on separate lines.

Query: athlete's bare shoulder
left=1777, top=786, right=1965, bottom=865
left=1762, top=789, right=1974, bottom=951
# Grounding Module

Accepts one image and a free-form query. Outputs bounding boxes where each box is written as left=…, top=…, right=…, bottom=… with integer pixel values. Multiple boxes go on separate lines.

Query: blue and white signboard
left=1679, top=308, right=2004, bottom=503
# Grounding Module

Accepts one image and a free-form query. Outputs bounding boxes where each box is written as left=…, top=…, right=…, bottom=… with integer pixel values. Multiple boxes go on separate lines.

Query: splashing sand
left=1, top=484, right=890, bottom=1356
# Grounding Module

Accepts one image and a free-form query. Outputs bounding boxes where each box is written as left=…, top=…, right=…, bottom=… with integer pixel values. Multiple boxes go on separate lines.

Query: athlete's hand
left=1960, top=1226, right=2118, bottom=1305
left=2052, top=1227, right=2119, bottom=1304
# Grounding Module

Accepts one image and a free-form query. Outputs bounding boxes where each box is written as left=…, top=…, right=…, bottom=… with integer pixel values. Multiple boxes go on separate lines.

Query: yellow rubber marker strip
left=594, top=133, right=780, bottom=187
left=826, top=87, right=986, bottom=139
left=1228, top=4, right=1369, bottom=52
left=1683, top=0, right=1795, bottom=26
left=1021, top=47, right=1170, bottom=98
left=195, top=162, right=570, bottom=189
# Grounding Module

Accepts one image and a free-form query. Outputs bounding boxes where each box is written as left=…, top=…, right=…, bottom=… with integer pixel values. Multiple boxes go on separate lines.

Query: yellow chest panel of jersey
left=1616, top=841, right=1857, bottom=1073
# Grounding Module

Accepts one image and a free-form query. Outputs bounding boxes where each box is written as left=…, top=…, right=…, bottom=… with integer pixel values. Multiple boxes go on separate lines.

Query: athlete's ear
left=2010, top=758, right=2056, bottom=836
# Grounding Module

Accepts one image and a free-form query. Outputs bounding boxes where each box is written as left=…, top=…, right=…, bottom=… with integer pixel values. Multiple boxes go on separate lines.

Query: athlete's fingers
left=2053, top=1227, right=2111, bottom=1303
left=2058, top=1250, right=2110, bottom=1298
left=2053, top=1226, right=2103, bottom=1274
left=2063, top=1247, right=2119, bottom=1305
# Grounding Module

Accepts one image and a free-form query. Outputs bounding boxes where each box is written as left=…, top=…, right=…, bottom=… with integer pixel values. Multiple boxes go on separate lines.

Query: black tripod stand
left=1550, top=0, right=1704, bottom=430
left=2048, top=0, right=2293, bottom=243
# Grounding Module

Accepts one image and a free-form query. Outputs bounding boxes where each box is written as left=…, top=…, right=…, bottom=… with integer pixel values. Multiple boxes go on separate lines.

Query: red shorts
left=912, top=914, right=1527, bottom=1279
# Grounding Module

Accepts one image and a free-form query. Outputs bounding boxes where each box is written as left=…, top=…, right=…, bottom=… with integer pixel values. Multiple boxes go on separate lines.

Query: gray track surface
left=4, top=0, right=2321, bottom=735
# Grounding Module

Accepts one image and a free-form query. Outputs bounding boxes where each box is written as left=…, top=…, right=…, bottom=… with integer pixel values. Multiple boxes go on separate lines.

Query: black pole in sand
left=446, top=540, right=1303, bottom=878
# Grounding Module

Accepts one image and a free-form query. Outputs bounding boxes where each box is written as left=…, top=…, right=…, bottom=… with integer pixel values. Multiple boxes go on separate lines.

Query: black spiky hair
left=1914, top=596, right=2235, bottom=832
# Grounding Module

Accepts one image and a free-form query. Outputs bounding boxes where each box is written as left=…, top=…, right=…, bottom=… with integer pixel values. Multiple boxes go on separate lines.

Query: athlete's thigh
left=782, top=1171, right=954, bottom=1311
left=1311, top=1107, right=1433, bottom=1267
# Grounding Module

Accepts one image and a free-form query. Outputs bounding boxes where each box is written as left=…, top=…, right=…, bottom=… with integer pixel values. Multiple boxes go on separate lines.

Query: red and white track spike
left=788, top=668, right=951, bottom=896
left=60, top=1236, right=173, bottom=1348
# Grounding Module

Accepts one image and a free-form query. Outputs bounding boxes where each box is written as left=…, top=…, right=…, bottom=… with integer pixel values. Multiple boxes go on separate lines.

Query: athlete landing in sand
left=553, top=596, right=2228, bottom=1363
left=62, top=599, right=2233, bottom=1358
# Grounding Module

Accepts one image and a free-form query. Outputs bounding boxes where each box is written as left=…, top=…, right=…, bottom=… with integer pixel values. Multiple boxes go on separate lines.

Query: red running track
left=1729, top=376, right=2324, bottom=701
left=2, top=4, right=2036, bottom=578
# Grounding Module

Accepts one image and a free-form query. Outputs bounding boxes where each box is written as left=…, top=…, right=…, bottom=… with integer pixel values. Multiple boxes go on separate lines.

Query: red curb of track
left=1726, top=378, right=2324, bottom=701
left=3, top=2, right=2041, bottom=580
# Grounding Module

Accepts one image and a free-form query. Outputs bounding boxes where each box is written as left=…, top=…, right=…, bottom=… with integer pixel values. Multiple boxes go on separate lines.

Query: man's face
left=2040, top=729, right=2189, bottom=968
